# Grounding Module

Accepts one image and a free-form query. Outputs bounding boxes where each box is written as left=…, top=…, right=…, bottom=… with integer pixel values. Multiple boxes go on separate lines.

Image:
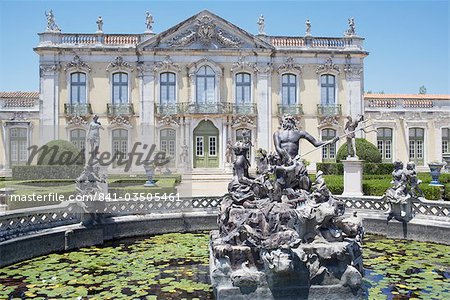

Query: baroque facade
left=2, top=10, right=370, bottom=173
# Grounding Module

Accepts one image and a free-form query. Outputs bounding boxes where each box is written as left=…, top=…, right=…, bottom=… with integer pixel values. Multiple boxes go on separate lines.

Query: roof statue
left=145, top=11, right=154, bottom=33
left=45, top=10, right=60, bottom=32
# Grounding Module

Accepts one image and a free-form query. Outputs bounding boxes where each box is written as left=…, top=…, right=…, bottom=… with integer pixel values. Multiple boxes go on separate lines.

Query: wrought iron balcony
left=182, top=102, right=231, bottom=114
left=107, top=103, right=134, bottom=116
left=317, top=104, right=342, bottom=116
left=277, top=104, right=304, bottom=116
left=155, top=103, right=183, bottom=115
left=231, top=103, right=257, bottom=115
left=64, top=103, right=92, bottom=116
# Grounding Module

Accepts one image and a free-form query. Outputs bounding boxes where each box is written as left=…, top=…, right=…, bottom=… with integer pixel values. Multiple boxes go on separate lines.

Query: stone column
left=39, top=63, right=60, bottom=145
left=139, top=65, right=155, bottom=147
left=256, top=69, right=271, bottom=150
left=344, top=63, right=364, bottom=138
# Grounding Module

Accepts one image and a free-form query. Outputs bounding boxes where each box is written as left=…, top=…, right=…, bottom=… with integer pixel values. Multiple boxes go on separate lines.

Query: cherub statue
left=405, top=161, right=423, bottom=198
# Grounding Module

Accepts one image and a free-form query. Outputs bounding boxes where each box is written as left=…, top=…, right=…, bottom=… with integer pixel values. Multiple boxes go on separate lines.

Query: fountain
left=210, top=115, right=365, bottom=299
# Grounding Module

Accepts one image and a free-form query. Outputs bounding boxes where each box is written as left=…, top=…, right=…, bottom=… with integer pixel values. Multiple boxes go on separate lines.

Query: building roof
left=364, top=93, right=450, bottom=100
left=0, top=92, right=39, bottom=99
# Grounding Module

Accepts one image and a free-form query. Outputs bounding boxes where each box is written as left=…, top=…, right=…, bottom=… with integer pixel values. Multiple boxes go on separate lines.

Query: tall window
left=235, top=73, right=251, bottom=104
left=70, top=72, right=87, bottom=104
left=442, top=128, right=450, bottom=154
left=321, top=74, right=336, bottom=105
left=9, top=128, right=28, bottom=166
left=160, top=129, right=176, bottom=167
left=112, top=129, right=128, bottom=167
left=70, top=129, right=86, bottom=152
left=321, top=129, right=336, bottom=162
left=409, top=128, right=424, bottom=166
left=281, top=74, right=297, bottom=105
left=160, top=72, right=176, bottom=104
left=377, top=128, right=393, bottom=163
left=196, top=66, right=215, bottom=104
left=112, top=73, right=128, bottom=104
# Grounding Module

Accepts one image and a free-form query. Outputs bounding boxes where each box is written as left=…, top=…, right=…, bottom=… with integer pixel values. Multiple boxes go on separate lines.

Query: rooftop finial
left=344, top=17, right=356, bottom=36
left=305, top=19, right=311, bottom=36
left=145, top=11, right=154, bottom=33
left=257, top=14, right=265, bottom=35
left=45, top=9, right=60, bottom=32
left=96, top=16, right=103, bottom=33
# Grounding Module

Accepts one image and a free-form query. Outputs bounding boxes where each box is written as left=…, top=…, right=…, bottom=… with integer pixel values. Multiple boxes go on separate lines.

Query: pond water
left=0, top=232, right=448, bottom=299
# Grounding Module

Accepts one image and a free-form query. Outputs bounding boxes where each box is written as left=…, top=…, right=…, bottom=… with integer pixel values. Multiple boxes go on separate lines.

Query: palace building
left=0, top=10, right=448, bottom=175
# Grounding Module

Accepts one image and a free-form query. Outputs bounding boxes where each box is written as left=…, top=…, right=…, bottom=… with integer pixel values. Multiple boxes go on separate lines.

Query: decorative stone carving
left=344, top=63, right=363, bottom=80
left=230, top=56, right=258, bottom=74
left=318, top=115, right=339, bottom=127
left=64, top=55, right=91, bottom=72
left=96, top=16, right=103, bottom=33
left=316, top=57, right=340, bottom=74
left=344, top=17, right=356, bottom=36
left=158, top=114, right=180, bottom=127
left=40, top=64, right=58, bottom=73
left=384, top=160, right=419, bottom=223
left=106, top=56, right=133, bottom=72
left=305, top=19, right=311, bottom=36
left=210, top=114, right=364, bottom=299
left=257, top=14, right=265, bottom=35
left=136, top=62, right=150, bottom=77
left=9, top=112, right=28, bottom=121
left=67, top=115, right=88, bottom=126
left=232, top=115, right=256, bottom=127
left=145, top=12, right=154, bottom=33
left=152, top=55, right=181, bottom=73
left=109, top=115, right=131, bottom=127
left=168, top=14, right=241, bottom=48
left=45, top=10, right=60, bottom=32
left=277, top=57, right=302, bottom=74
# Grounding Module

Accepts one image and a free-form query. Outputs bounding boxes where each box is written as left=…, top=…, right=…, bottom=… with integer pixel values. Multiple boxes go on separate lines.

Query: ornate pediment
left=316, top=58, right=340, bottom=75
left=231, top=56, right=258, bottom=73
left=106, top=56, right=133, bottom=72
left=138, top=10, right=273, bottom=50
left=152, top=56, right=181, bottom=73
left=64, top=55, right=91, bottom=72
left=277, top=57, right=302, bottom=74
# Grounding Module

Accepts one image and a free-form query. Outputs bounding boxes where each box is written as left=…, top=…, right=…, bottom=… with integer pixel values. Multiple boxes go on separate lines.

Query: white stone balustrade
left=365, top=98, right=450, bottom=110
left=0, top=98, right=39, bottom=111
left=38, top=32, right=143, bottom=47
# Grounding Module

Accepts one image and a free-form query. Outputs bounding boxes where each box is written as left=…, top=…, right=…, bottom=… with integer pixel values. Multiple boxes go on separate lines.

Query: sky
left=0, top=0, right=449, bottom=94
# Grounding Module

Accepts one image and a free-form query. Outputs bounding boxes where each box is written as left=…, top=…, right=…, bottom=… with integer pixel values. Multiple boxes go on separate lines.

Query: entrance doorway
left=193, top=120, right=219, bottom=168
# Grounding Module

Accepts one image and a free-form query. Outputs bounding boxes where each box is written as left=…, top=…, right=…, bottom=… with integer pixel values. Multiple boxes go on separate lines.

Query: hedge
left=36, top=140, right=84, bottom=165
left=12, top=165, right=84, bottom=180
left=317, top=163, right=394, bottom=175
left=336, top=138, right=382, bottom=163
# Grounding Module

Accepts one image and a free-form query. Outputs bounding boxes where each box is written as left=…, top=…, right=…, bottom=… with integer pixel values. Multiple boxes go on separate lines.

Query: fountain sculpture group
left=210, top=115, right=365, bottom=299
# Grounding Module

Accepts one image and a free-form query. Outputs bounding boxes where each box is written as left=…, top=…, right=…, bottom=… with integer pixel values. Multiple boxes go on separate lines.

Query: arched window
left=442, top=128, right=450, bottom=154
left=196, top=66, right=215, bottom=104
left=320, top=74, right=335, bottom=105
left=112, top=129, right=128, bottom=167
left=281, top=74, right=297, bottom=105
left=409, top=128, right=424, bottom=166
left=70, top=129, right=86, bottom=152
left=321, top=128, right=336, bottom=162
left=160, top=129, right=176, bottom=167
left=377, top=128, right=392, bottom=163
left=160, top=72, right=176, bottom=104
left=70, top=72, right=87, bottom=104
left=112, top=72, right=128, bottom=104
left=235, top=73, right=251, bottom=104
left=9, top=128, right=28, bottom=166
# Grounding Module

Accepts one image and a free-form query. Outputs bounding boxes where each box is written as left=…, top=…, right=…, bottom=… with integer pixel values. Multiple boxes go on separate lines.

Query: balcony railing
left=271, top=36, right=364, bottom=50
left=64, top=103, right=92, bottom=116
left=317, top=104, right=342, bottom=116
left=0, top=98, right=39, bottom=111
left=365, top=98, right=450, bottom=110
left=39, top=32, right=143, bottom=47
left=277, top=104, right=304, bottom=116
left=231, top=103, right=257, bottom=115
left=155, top=103, right=183, bottom=115
left=107, top=103, right=134, bottom=116
left=182, top=102, right=230, bottom=114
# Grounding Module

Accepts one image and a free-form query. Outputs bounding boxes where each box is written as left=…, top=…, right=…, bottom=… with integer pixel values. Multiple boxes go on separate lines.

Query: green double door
left=193, top=120, right=219, bottom=168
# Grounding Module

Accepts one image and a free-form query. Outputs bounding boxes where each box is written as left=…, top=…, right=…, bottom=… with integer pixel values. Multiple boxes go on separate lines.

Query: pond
left=0, top=232, right=448, bottom=299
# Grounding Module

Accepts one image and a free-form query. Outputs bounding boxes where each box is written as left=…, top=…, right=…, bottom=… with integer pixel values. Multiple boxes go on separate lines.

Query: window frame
left=70, top=129, right=87, bottom=152
left=321, top=128, right=337, bottom=162
left=320, top=74, right=336, bottom=106
left=281, top=73, right=298, bottom=106
left=69, top=72, right=87, bottom=105
left=235, top=72, right=252, bottom=104
left=111, top=72, right=129, bottom=104
left=408, top=127, right=425, bottom=166
left=195, top=65, right=216, bottom=104
left=159, top=72, right=177, bottom=104
left=111, top=128, right=129, bottom=168
left=377, top=127, right=393, bottom=163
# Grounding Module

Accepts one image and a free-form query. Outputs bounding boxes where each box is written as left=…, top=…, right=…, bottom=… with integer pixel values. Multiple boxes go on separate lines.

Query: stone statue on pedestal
left=96, top=16, right=103, bottom=33
left=45, top=10, right=60, bottom=32
left=305, top=19, right=311, bottom=36
left=345, top=17, right=356, bottom=36
left=145, top=12, right=154, bottom=33
left=384, top=160, right=419, bottom=223
left=344, top=115, right=364, bottom=158
left=257, top=14, right=265, bottom=35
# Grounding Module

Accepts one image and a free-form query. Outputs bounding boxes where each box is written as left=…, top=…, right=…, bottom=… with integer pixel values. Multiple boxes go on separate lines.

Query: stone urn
left=143, top=162, right=157, bottom=187
left=428, top=162, right=445, bottom=186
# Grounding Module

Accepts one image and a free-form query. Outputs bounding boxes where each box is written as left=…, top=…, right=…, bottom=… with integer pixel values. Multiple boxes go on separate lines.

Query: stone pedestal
left=342, top=159, right=364, bottom=196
